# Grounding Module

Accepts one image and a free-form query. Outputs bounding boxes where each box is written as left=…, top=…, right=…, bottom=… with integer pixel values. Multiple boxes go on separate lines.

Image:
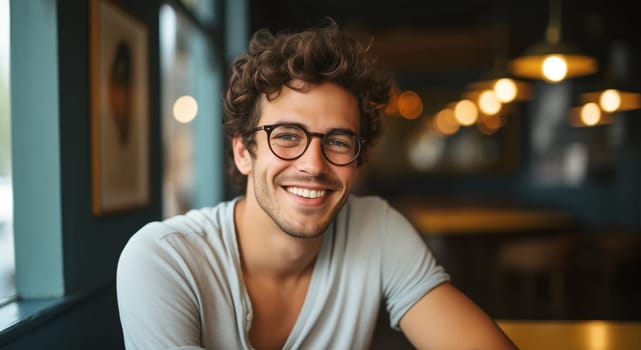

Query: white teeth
left=286, top=187, right=327, bottom=199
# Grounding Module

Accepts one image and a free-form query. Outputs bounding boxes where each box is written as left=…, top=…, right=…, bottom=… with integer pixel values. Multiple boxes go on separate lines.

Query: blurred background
left=1, top=0, right=640, bottom=349
left=247, top=0, right=641, bottom=322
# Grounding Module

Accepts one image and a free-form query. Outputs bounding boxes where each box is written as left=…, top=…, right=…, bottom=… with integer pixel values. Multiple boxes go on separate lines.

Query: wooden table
left=401, top=205, right=578, bottom=235
left=498, top=320, right=641, bottom=350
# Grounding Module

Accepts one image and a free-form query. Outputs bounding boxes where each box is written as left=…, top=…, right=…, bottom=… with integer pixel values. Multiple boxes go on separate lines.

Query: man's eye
left=327, top=139, right=350, bottom=148
left=325, top=136, right=354, bottom=153
left=272, top=133, right=302, bottom=143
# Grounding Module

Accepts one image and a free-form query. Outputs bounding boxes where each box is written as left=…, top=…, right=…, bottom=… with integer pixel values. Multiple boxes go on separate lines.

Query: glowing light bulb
left=478, top=90, right=501, bottom=115
left=454, top=99, right=478, bottom=126
left=173, top=95, right=198, bottom=123
left=599, top=89, right=621, bottom=112
left=434, top=108, right=460, bottom=135
left=580, top=102, right=601, bottom=126
left=398, top=90, right=423, bottom=120
left=494, top=78, right=517, bottom=103
left=542, top=55, right=568, bottom=83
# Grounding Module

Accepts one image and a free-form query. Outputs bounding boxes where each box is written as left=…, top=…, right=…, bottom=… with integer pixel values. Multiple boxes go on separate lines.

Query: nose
left=295, top=137, right=329, bottom=175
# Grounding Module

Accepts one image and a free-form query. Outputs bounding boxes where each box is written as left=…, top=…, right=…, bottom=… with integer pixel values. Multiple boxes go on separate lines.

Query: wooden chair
left=490, top=233, right=577, bottom=318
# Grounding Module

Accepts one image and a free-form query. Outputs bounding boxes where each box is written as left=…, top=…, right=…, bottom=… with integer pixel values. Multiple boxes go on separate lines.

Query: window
left=160, top=1, right=224, bottom=218
left=0, top=0, right=15, bottom=305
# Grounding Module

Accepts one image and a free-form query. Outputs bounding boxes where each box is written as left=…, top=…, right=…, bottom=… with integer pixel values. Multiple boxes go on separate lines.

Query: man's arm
left=117, top=226, right=205, bottom=350
left=400, top=282, right=517, bottom=349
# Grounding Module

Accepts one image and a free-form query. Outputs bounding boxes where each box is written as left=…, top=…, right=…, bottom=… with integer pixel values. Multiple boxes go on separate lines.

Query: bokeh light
left=398, top=90, right=423, bottom=120
left=173, top=95, right=198, bottom=123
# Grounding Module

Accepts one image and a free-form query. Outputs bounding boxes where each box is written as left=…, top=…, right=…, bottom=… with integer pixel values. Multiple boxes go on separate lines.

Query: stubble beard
left=252, top=173, right=347, bottom=240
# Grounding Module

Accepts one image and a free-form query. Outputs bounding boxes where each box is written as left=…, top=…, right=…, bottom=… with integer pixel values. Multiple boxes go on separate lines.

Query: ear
left=232, top=134, right=252, bottom=176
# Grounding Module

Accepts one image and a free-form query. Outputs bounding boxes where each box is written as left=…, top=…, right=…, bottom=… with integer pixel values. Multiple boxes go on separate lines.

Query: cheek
left=252, top=151, right=288, bottom=179
left=336, top=166, right=358, bottom=187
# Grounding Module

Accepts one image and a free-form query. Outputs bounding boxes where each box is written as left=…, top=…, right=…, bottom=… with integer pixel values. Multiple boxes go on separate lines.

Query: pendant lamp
left=578, top=42, right=641, bottom=113
left=509, top=0, right=597, bottom=83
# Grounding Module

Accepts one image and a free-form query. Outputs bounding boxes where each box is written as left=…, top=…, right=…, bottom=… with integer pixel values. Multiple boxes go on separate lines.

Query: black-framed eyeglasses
left=247, top=123, right=365, bottom=166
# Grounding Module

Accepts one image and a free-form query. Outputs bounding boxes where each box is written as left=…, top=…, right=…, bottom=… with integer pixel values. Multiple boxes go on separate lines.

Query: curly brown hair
left=223, top=19, right=391, bottom=189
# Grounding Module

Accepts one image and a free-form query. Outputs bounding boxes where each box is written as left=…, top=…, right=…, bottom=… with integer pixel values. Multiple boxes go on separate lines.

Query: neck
left=234, top=198, right=324, bottom=279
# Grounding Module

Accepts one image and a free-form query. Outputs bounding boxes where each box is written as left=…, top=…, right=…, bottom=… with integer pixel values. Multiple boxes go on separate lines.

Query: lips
left=285, top=186, right=328, bottom=199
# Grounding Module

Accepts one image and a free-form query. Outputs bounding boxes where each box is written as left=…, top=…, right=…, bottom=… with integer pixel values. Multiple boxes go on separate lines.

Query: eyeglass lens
left=267, top=124, right=359, bottom=165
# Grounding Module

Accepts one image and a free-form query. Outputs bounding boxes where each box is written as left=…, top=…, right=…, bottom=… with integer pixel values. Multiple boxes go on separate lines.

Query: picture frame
left=90, top=0, right=150, bottom=216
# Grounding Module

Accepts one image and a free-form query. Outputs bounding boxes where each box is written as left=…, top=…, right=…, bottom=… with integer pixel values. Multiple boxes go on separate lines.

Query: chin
left=283, top=230, right=325, bottom=240
left=278, top=220, right=329, bottom=240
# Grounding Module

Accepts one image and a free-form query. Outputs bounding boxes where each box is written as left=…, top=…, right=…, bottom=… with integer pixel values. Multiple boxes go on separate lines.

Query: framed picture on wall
left=90, top=0, right=150, bottom=216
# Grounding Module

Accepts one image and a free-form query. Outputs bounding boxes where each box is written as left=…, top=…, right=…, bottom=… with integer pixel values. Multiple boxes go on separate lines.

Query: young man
left=117, top=21, right=516, bottom=349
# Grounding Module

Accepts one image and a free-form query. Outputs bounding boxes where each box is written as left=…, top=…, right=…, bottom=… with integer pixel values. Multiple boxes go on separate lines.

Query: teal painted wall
left=11, top=0, right=65, bottom=299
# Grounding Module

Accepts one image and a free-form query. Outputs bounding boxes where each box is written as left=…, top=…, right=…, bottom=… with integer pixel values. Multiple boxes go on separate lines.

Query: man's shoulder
left=128, top=198, right=238, bottom=246
left=341, top=195, right=399, bottom=226
left=343, top=195, right=414, bottom=232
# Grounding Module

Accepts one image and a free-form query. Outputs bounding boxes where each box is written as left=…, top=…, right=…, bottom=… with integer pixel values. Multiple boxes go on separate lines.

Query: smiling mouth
left=286, top=186, right=328, bottom=199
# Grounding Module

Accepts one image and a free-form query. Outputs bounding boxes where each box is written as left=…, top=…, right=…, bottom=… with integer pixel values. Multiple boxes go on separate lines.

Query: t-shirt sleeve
left=116, top=223, right=206, bottom=350
left=379, top=202, right=450, bottom=330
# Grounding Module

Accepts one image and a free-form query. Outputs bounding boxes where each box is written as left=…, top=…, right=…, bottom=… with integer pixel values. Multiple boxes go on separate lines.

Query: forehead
left=258, top=81, right=360, bottom=132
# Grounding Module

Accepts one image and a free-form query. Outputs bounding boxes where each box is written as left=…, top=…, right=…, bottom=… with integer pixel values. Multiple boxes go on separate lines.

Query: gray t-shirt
left=117, top=195, right=449, bottom=349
